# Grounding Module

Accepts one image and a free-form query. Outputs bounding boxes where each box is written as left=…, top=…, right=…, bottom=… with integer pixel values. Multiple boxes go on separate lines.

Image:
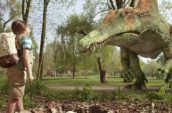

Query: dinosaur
left=79, top=0, right=172, bottom=89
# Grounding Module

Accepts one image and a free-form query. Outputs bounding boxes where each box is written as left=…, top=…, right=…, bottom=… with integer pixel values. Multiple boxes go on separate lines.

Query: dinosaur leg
left=129, top=50, right=148, bottom=90
left=163, top=43, right=172, bottom=88
left=118, top=33, right=140, bottom=83
left=120, top=48, right=134, bottom=82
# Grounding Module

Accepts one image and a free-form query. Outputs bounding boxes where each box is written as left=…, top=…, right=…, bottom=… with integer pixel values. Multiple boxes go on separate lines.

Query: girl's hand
left=28, top=75, right=34, bottom=82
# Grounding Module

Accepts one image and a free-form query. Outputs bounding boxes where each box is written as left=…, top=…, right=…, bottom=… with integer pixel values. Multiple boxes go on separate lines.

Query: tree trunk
left=97, top=57, right=106, bottom=83
left=83, top=56, right=88, bottom=79
left=22, top=0, right=32, bottom=24
left=37, top=0, right=50, bottom=80
left=72, top=56, right=76, bottom=79
left=71, top=35, right=77, bottom=79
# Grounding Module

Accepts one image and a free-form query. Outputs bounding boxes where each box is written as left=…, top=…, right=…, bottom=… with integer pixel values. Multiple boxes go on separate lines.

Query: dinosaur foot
left=123, top=83, right=146, bottom=90
left=133, top=78, right=147, bottom=90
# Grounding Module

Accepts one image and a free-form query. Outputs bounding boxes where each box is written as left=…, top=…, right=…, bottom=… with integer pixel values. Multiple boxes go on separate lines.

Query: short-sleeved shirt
left=15, top=35, right=33, bottom=70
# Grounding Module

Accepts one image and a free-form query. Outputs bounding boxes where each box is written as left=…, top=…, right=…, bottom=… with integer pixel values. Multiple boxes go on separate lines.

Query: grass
left=41, top=75, right=167, bottom=88
left=42, top=76, right=123, bottom=86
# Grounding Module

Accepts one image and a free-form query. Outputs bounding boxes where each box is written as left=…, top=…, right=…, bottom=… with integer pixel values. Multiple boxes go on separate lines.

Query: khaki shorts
left=7, top=67, right=27, bottom=99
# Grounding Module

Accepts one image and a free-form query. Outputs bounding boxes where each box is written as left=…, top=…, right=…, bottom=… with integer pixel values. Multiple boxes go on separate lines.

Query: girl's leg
left=6, top=97, right=17, bottom=113
left=15, top=97, right=24, bottom=112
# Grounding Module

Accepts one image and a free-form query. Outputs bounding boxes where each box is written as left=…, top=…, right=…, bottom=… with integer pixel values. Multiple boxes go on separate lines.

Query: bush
left=23, top=94, right=37, bottom=108
left=25, top=80, right=48, bottom=96
left=146, top=87, right=166, bottom=100
left=0, top=76, right=9, bottom=95
left=73, top=85, right=98, bottom=101
left=146, top=92, right=164, bottom=100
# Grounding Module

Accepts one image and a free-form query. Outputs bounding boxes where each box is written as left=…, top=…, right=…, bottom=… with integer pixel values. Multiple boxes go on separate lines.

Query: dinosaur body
left=79, top=0, right=172, bottom=89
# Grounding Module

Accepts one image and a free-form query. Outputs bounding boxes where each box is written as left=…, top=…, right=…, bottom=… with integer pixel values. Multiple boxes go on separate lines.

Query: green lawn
left=41, top=75, right=168, bottom=88
left=0, top=74, right=167, bottom=87
left=42, top=75, right=123, bottom=86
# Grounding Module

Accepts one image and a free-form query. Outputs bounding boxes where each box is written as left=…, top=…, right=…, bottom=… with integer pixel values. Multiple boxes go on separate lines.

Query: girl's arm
left=23, top=48, right=34, bottom=81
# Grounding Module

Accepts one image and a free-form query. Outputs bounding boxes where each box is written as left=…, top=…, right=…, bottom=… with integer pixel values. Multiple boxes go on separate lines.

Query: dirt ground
left=1, top=95, right=172, bottom=113
left=31, top=99, right=172, bottom=113
left=1, top=85, right=172, bottom=113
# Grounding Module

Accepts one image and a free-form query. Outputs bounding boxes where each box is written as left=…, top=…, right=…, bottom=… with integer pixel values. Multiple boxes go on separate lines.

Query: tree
left=57, top=14, right=94, bottom=79
left=22, top=0, right=32, bottom=23
left=0, top=0, right=21, bottom=32
left=37, top=0, right=50, bottom=80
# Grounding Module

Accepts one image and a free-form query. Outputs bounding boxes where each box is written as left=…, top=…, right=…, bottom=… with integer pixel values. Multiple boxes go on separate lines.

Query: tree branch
left=0, top=18, right=5, bottom=23
left=23, top=0, right=32, bottom=23
left=2, top=17, right=14, bottom=31
left=93, top=9, right=110, bottom=19
left=22, top=0, right=25, bottom=18
left=46, top=0, right=50, bottom=5
left=94, top=1, right=111, bottom=8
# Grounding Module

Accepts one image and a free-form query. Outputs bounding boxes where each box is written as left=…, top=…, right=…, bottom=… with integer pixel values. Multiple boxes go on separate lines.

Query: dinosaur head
left=79, top=7, right=141, bottom=53
left=79, top=0, right=159, bottom=54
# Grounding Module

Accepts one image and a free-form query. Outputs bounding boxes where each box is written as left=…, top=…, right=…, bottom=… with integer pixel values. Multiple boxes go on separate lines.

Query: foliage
left=0, top=76, right=9, bottom=108
left=25, top=81, right=47, bottom=95
left=73, top=85, right=98, bottom=101
left=142, top=60, right=162, bottom=77
left=0, top=77, right=172, bottom=109
left=159, top=0, right=172, bottom=21
left=0, top=76, right=9, bottom=95
left=44, top=13, right=121, bottom=77
left=20, top=80, right=172, bottom=103
left=146, top=86, right=167, bottom=100
left=23, top=94, right=37, bottom=108
left=0, top=0, right=21, bottom=32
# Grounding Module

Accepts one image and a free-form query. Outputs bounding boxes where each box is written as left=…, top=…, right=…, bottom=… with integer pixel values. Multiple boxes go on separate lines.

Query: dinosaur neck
left=136, top=0, right=158, bottom=13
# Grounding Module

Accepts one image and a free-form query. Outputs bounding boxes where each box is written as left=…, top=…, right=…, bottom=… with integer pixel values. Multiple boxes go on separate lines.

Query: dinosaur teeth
left=99, top=43, right=102, bottom=48
left=94, top=44, right=97, bottom=47
left=93, top=46, right=96, bottom=51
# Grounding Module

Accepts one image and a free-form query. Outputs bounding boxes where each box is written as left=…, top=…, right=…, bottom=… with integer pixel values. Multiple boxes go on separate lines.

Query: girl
left=6, top=20, right=34, bottom=113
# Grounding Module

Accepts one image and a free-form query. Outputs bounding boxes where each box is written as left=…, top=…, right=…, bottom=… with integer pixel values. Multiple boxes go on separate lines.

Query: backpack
left=0, top=32, right=19, bottom=68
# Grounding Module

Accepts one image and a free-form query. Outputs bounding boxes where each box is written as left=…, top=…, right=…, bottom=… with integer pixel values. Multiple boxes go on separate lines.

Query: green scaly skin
left=79, top=0, right=172, bottom=89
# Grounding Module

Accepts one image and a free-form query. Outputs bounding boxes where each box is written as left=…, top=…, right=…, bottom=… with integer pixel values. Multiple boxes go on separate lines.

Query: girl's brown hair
left=11, top=20, right=29, bottom=35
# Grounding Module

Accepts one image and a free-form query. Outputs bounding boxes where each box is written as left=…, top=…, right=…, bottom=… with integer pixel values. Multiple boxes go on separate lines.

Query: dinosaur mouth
left=80, top=31, right=140, bottom=54
left=80, top=35, right=114, bottom=54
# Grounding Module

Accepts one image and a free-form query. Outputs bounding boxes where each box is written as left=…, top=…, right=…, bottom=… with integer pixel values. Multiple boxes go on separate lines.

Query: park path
left=47, top=84, right=119, bottom=91
left=47, top=84, right=172, bottom=92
